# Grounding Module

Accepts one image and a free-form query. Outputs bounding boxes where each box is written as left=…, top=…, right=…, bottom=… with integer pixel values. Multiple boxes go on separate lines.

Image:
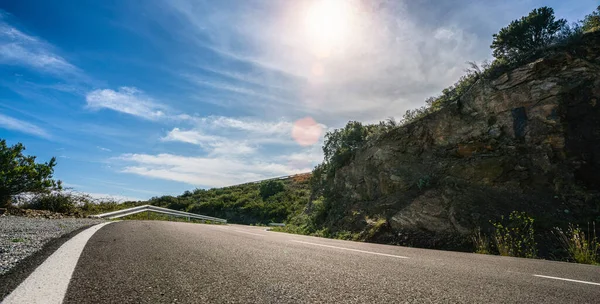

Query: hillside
left=145, top=174, right=312, bottom=225
left=281, top=30, right=600, bottom=257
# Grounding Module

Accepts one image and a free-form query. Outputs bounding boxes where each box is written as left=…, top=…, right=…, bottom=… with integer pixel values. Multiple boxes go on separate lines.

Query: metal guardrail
left=91, top=205, right=227, bottom=223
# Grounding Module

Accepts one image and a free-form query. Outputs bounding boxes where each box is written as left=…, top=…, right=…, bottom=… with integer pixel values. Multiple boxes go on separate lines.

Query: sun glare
left=303, top=0, right=355, bottom=58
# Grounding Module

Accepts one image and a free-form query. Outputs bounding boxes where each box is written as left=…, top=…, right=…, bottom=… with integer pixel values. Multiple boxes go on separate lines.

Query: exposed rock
left=323, top=32, right=600, bottom=251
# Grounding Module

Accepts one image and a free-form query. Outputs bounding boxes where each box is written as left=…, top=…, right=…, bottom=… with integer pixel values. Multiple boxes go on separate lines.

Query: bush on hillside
left=259, top=180, right=286, bottom=200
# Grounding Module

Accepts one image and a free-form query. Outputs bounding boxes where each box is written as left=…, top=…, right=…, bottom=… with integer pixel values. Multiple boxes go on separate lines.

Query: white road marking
left=2, top=222, right=113, bottom=304
left=292, top=240, right=409, bottom=259
left=232, top=229, right=266, bottom=237
left=534, top=275, right=600, bottom=286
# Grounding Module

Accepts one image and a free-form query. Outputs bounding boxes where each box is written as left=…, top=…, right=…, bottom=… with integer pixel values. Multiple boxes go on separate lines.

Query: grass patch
left=11, top=238, right=25, bottom=243
left=472, top=228, right=491, bottom=254
left=554, top=223, right=599, bottom=265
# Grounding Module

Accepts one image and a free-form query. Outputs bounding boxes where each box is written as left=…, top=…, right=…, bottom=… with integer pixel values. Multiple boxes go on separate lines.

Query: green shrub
left=491, top=211, right=537, bottom=258
left=554, top=223, right=599, bottom=265
left=23, top=192, right=78, bottom=213
left=259, top=180, right=285, bottom=200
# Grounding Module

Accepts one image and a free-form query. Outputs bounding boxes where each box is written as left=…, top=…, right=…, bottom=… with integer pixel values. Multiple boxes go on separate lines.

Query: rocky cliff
left=320, top=31, right=600, bottom=252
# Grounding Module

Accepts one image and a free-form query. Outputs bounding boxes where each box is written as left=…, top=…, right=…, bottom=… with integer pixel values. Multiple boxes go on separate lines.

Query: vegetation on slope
left=145, top=176, right=311, bottom=225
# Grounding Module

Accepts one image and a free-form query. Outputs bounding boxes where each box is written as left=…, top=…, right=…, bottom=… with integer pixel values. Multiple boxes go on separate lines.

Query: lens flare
left=292, top=117, right=322, bottom=146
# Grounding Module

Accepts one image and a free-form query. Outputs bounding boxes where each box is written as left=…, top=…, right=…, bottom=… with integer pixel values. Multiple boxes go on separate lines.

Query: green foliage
left=554, top=223, right=599, bottom=265
left=259, top=180, right=286, bottom=200
left=273, top=196, right=330, bottom=236
left=23, top=192, right=77, bottom=213
left=323, top=121, right=370, bottom=170
left=581, top=6, right=600, bottom=33
left=147, top=177, right=311, bottom=225
left=0, top=139, right=62, bottom=207
left=11, top=238, right=25, bottom=243
left=491, top=211, right=537, bottom=258
left=491, top=7, right=567, bottom=62
left=21, top=190, right=139, bottom=216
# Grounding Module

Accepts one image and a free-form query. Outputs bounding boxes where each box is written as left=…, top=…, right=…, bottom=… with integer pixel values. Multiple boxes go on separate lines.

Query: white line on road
left=534, top=275, right=600, bottom=286
left=2, top=222, right=113, bottom=304
left=292, top=240, right=409, bottom=259
left=233, top=230, right=266, bottom=237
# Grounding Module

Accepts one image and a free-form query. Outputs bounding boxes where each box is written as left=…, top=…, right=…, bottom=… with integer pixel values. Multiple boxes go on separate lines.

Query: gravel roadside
left=0, top=216, right=105, bottom=275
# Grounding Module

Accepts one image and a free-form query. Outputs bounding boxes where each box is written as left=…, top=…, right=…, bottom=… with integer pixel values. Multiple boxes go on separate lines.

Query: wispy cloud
left=0, top=112, right=50, bottom=138
left=97, top=146, right=112, bottom=152
left=183, top=75, right=283, bottom=102
left=122, top=114, right=324, bottom=186
left=116, top=153, right=311, bottom=187
left=0, top=18, right=83, bottom=78
left=199, top=116, right=294, bottom=136
left=86, top=87, right=167, bottom=120
left=161, top=128, right=256, bottom=156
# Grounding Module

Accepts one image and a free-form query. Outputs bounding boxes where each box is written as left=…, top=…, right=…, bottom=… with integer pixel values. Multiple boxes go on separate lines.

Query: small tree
left=491, top=7, right=567, bottom=62
left=323, top=121, right=370, bottom=170
left=0, top=139, right=62, bottom=207
left=259, top=180, right=285, bottom=200
left=581, top=6, right=600, bottom=33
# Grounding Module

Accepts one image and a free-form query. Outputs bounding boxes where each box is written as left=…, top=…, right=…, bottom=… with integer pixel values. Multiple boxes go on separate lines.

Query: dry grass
left=554, top=223, right=599, bottom=265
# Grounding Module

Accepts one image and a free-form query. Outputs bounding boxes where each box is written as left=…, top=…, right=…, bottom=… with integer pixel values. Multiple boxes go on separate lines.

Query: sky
left=0, top=0, right=597, bottom=202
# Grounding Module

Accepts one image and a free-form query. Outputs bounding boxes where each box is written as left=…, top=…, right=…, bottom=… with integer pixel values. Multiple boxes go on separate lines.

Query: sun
left=303, top=0, right=355, bottom=58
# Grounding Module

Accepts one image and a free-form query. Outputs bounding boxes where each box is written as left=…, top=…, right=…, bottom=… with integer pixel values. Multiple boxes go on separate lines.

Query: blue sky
left=0, top=0, right=597, bottom=201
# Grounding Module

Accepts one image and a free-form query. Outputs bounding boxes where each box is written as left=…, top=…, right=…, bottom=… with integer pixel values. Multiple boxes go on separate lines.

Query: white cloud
left=116, top=153, right=311, bottom=187
left=97, top=146, right=112, bottom=152
left=123, top=114, right=325, bottom=186
left=0, top=22, right=82, bottom=77
left=0, top=112, right=50, bottom=138
left=279, top=145, right=323, bottom=171
left=200, top=116, right=294, bottom=136
left=161, top=128, right=256, bottom=156
left=85, top=87, right=167, bottom=120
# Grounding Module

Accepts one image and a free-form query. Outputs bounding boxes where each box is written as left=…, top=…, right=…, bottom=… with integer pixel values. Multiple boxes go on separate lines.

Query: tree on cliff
left=581, top=6, right=600, bottom=32
left=0, top=139, right=62, bottom=207
left=491, top=7, right=567, bottom=62
left=323, top=121, right=370, bottom=170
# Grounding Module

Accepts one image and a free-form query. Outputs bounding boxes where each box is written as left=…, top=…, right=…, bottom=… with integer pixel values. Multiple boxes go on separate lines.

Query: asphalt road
left=44, top=221, right=600, bottom=303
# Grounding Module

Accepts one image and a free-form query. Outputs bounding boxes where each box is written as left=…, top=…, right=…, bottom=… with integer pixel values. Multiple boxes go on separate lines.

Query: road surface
left=5, top=221, right=600, bottom=303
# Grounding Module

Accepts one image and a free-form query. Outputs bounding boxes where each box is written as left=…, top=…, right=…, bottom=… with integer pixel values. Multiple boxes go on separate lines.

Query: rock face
left=325, top=32, right=600, bottom=251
